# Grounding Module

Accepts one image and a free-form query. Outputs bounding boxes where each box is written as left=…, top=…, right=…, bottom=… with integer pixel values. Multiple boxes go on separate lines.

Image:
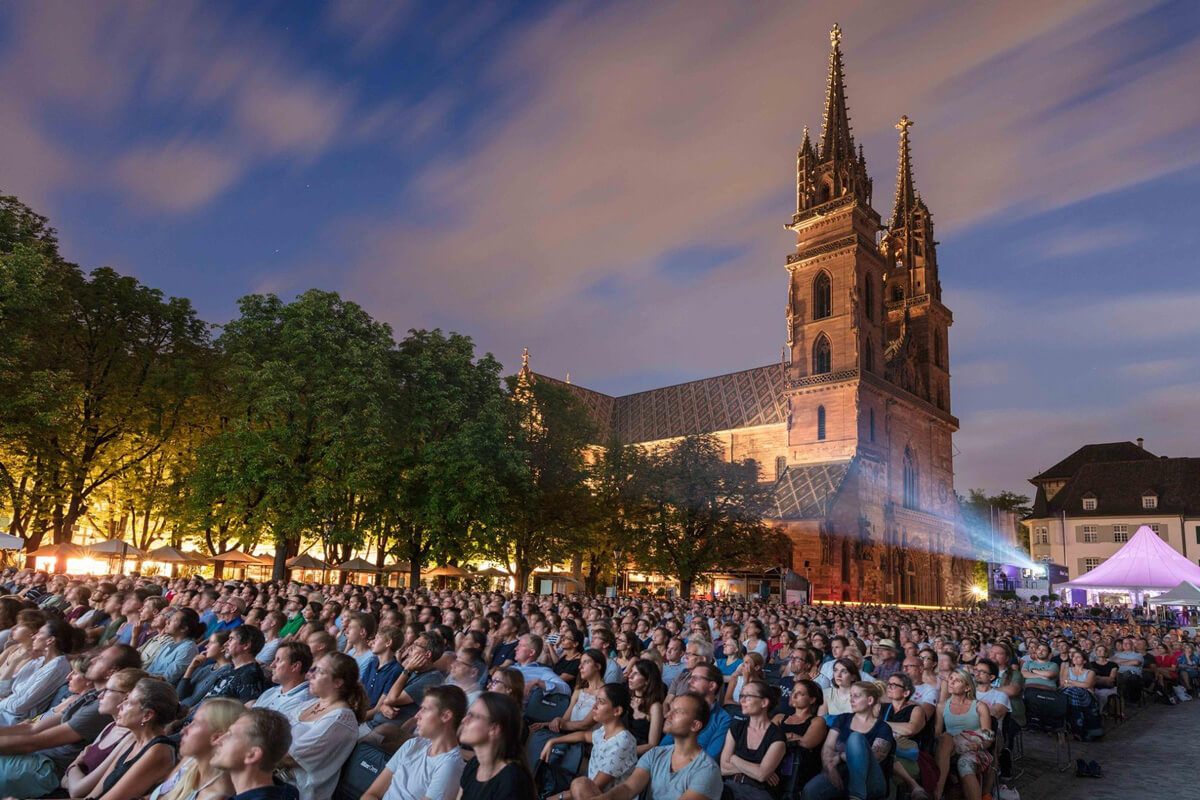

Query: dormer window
left=1082, top=494, right=1097, bottom=511
left=1142, top=493, right=1158, bottom=510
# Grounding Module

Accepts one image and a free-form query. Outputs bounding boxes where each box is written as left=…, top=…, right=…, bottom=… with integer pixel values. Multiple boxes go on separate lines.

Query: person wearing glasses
left=374, top=631, right=446, bottom=726
left=447, top=647, right=486, bottom=706
left=901, top=656, right=938, bottom=716
left=666, top=639, right=713, bottom=705
left=61, top=668, right=146, bottom=799
left=83, top=678, right=183, bottom=800
left=459, top=693, right=536, bottom=800
left=719, top=680, right=785, bottom=800
left=0, top=644, right=141, bottom=799
left=882, top=674, right=930, bottom=800
left=659, top=663, right=731, bottom=761
left=280, top=653, right=366, bottom=800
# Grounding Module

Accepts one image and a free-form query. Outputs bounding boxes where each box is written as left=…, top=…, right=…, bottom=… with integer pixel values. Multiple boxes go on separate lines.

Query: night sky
left=2, top=0, right=1198, bottom=496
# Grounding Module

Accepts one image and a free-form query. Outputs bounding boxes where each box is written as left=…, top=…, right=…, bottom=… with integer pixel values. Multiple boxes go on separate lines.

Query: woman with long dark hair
left=459, top=692, right=535, bottom=800
left=774, top=678, right=826, bottom=792
left=540, top=683, right=638, bottom=799
left=627, top=658, right=665, bottom=755
left=720, top=679, right=786, bottom=800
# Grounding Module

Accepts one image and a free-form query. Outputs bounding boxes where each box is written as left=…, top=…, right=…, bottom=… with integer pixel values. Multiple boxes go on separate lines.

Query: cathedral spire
left=889, top=115, right=917, bottom=230
left=820, top=23, right=855, bottom=164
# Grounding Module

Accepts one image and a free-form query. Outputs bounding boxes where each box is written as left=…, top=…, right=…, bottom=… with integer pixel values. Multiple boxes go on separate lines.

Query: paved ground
left=1001, top=694, right=1200, bottom=799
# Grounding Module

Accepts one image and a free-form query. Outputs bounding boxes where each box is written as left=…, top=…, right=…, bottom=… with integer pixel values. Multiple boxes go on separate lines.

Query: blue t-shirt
left=361, top=656, right=404, bottom=706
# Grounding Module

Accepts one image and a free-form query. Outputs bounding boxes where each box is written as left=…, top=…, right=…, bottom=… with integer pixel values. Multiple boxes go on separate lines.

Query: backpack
left=334, top=742, right=390, bottom=800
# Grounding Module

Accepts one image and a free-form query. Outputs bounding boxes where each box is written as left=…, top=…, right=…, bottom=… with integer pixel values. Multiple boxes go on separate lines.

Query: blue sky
left=2, top=0, right=1199, bottom=496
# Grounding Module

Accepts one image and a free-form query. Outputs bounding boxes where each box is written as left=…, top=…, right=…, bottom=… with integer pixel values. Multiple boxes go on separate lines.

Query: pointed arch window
left=903, top=446, right=919, bottom=509
left=869, top=408, right=876, bottom=442
left=812, top=271, right=832, bottom=320
left=891, top=283, right=904, bottom=303
left=817, top=406, right=826, bottom=441
left=933, top=329, right=944, bottom=369
left=812, top=334, right=832, bottom=375
left=863, top=336, right=874, bottom=373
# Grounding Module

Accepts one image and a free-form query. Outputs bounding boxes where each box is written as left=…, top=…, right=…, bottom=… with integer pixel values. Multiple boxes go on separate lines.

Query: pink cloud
left=347, top=0, right=1191, bottom=385
left=112, top=140, right=244, bottom=212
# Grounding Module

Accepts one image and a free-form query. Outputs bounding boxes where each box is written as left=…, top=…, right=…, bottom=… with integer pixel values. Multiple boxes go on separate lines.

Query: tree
left=632, top=435, right=780, bottom=599
left=189, top=290, right=394, bottom=580
left=386, top=329, right=512, bottom=589
left=581, top=439, right=651, bottom=593
left=483, top=374, right=597, bottom=592
left=1, top=200, right=213, bottom=568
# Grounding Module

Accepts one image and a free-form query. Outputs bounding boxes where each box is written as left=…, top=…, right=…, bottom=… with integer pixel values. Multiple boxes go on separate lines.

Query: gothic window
left=864, top=276, right=874, bottom=321
left=933, top=329, right=944, bottom=368
left=936, top=387, right=945, bottom=410
left=812, top=334, right=831, bottom=375
left=812, top=272, right=832, bottom=320
left=817, top=406, right=826, bottom=441
left=775, top=456, right=787, bottom=479
left=869, top=408, right=875, bottom=442
left=903, top=445, right=919, bottom=509
left=863, top=336, right=874, bottom=373
left=890, top=283, right=903, bottom=303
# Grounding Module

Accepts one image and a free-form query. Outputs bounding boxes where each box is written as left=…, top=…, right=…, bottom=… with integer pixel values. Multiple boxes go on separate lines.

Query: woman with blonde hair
left=932, top=669, right=992, bottom=800
left=149, top=698, right=244, bottom=800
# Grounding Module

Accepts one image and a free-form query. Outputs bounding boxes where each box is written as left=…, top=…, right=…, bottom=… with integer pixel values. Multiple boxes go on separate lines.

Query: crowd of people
left=0, top=566, right=1191, bottom=800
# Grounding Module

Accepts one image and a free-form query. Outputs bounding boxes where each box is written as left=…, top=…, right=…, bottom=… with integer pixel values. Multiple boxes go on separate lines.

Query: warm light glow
left=35, top=556, right=114, bottom=576
left=970, top=585, right=987, bottom=598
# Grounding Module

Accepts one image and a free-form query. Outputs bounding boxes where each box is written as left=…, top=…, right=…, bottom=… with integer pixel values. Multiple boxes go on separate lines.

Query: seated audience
left=719, top=679, right=785, bottom=800
left=281, top=652, right=365, bottom=800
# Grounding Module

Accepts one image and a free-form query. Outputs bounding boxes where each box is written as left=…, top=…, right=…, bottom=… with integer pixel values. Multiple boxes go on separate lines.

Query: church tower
left=781, top=24, right=961, bottom=605
left=784, top=23, right=887, bottom=460
left=881, top=117, right=952, bottom=413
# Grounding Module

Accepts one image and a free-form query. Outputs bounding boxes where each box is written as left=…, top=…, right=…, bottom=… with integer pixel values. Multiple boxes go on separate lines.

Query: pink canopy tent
left=1061, top=525, right=1200, bottom=592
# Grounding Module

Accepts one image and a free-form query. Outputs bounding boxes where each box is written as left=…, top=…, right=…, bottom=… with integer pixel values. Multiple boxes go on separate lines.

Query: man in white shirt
left=513, top=635, right=572, bottom=698
left=252, top=641, right=314, bottom=717
left=361, top=686, right=466, bottom=800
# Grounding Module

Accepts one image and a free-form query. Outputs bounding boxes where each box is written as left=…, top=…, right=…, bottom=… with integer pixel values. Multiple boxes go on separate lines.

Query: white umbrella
left=0, top=532, right=25, bottom=551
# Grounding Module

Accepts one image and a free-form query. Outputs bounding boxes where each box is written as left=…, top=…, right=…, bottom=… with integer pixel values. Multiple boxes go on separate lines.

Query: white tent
left=0, top=532, right=24, bottom=550
left=1148, top=581, right=1200, bottom=607
left=1060, top=525, right=1200, bottom=592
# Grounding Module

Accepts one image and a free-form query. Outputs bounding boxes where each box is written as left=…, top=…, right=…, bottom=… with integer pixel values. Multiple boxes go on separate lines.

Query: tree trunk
left=680, top=579, right=693, bottom=600
left=407, top=525, right=423, bottom=591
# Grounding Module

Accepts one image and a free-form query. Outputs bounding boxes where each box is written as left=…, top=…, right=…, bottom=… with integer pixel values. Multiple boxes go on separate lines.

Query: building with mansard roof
left=1027, top=440, right=1200, bottom=585
left=528, top=25, right=971, bottom=605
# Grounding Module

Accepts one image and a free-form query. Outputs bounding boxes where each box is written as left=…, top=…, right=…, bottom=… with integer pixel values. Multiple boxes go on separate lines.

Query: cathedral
left=532, top=25, right=969, bottom=605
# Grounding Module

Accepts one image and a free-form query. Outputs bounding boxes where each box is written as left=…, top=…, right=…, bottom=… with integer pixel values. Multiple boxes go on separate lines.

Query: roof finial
left=521, top=346, right=530, bottom=371
left=889, top=115, right=917, bottom=231
left=820, top=22, right=854, bottom=163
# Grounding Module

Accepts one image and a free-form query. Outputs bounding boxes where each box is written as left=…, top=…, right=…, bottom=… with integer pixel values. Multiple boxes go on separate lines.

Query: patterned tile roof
left=772, top=461, right=852, bottom=520
left=535, top=363, right=788, bottom=444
